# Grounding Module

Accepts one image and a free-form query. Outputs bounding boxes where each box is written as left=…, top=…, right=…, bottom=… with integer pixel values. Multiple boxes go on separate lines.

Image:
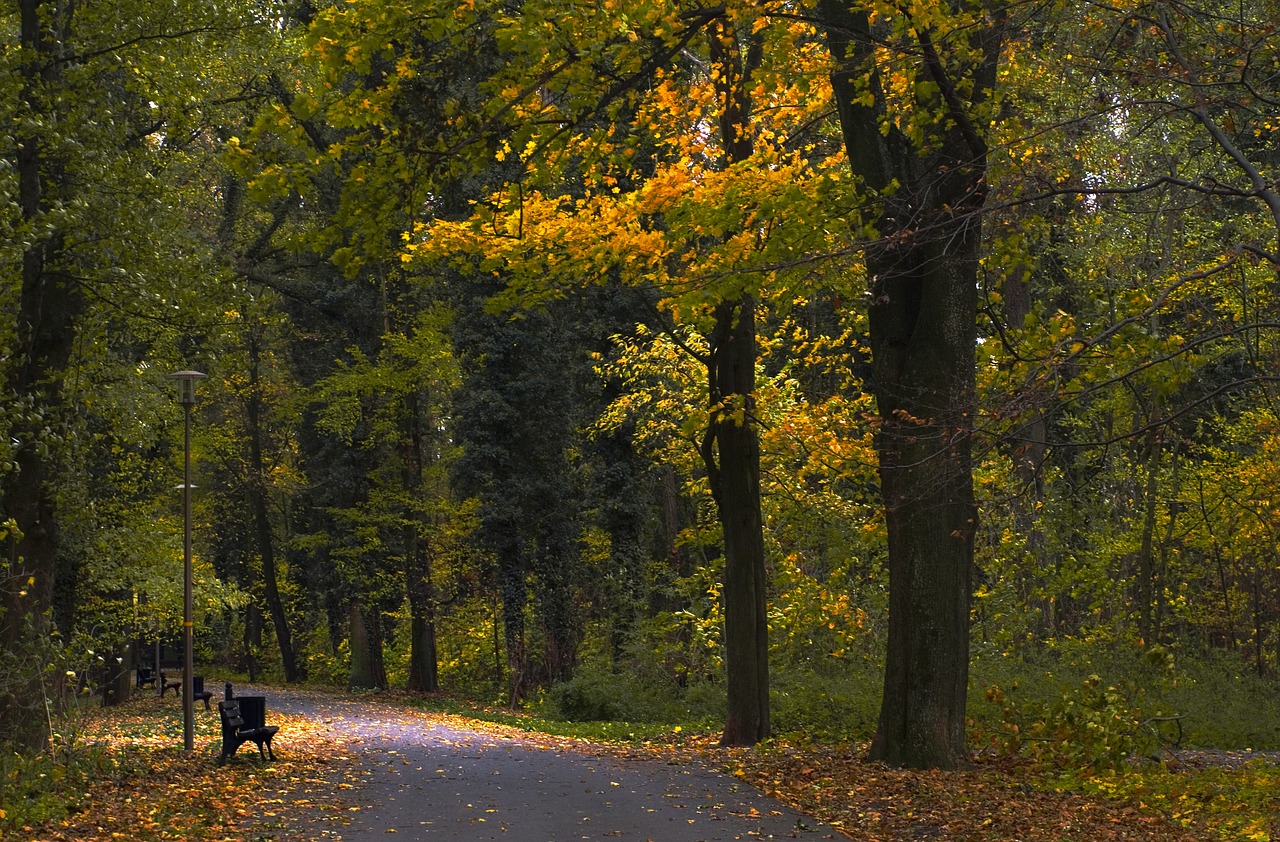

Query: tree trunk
left=705, top=298, right=770, bottom=747
left=1136, top=427, right=1162, bottom=643
left=699, top=19, right=770, bottom=748
left=403, top=393, right=440, bottom=693
left=499, top=542, right=528, bottom=707
left=96, top=640, right=131, bottom=708
left=819, top=0, right=1000, bottom=769
left=244, top=602, right=263, bottom=682
left=0, top=0, right=83, bottom=751
left=407, top=610, right=439, bottom=692
left=348, top=597, right=387, bottom=689
left=247, top=333, right=300, bottom=681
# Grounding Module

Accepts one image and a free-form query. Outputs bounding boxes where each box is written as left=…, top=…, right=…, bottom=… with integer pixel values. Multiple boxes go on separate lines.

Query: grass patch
left=404, top=691, right=691, bottom=742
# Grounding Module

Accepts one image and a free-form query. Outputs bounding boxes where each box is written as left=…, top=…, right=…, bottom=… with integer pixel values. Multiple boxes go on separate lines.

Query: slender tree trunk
left=698, top=19, right=770, bottom=748
left=1136, top=427, right=1162, bottom=643
left=1253, top=568, right=1266, bottom=677
left=246, top=334, right=300, bottom=681
left=404, top=394, right=439, bottom=693
left=499, top=543, right=527, bottom=707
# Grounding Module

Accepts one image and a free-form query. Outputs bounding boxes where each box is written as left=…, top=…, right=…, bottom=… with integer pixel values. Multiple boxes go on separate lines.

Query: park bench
left=159, top=670, right=181, bottom=697
left=158, top=672, right=214, bottom=709
left=136, top=667, right=157, bottom=690
left=216, top=698, right=279, bottom=765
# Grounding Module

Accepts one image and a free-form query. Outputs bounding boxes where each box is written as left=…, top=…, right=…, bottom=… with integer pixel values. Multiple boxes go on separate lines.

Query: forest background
left=3, top=0, right=1280, bottom=811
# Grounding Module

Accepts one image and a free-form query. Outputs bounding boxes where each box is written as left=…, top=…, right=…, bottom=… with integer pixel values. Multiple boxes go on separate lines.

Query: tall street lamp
left=169, top=370, right=205, bottom=751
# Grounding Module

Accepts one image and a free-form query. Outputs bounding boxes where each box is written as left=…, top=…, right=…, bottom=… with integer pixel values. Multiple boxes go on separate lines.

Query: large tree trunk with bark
left=0, top=0, right=83, bottom=751
left=705, top=297, right=770, bottom=746
left=866, top=232, right=979, bottom=769
left=348, top=598, right=387, bottom=689
left=819, top=0, right=1001, bottom=769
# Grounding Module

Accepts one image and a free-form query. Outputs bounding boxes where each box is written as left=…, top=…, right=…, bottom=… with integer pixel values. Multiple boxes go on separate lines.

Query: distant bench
left=217, top=685, right=280, bottom=765
left=158, top=672, right=214, bottom=709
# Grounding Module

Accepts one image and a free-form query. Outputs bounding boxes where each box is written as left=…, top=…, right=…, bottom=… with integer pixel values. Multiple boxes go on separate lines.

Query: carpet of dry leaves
left=14, top=687, right=1274, bottom=841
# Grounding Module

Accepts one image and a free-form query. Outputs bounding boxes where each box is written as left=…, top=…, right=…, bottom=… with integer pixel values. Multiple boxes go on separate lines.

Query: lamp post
left=169, top=370, right=205, bottom=751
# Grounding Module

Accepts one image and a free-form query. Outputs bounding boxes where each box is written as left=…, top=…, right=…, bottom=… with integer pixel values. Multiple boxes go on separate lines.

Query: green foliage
left=0, top=725, right=113, bottom=830
left=1076, top=762, right=1280, bottom=842
left=972, top=642, right=1280, bottom=776
left=769, top=666, right=882, bottom=743
left=985, top=673, right=1162, bottom=773
left=545, top=668, right=688, bottom=723
left=409, top=692, right=686, bottom=743
left=301, top=627, right=351, bottom=689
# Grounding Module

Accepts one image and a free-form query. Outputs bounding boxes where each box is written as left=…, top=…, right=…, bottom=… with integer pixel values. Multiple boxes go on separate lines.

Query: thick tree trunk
left=819, top=0, right=1000, bottom=769
left=105, top=642, right=134, bottom=708
left=348, top=598, right=387, bottom=689
left=0, top=0, right=82, bottom=751
left=867, top=238, right=978, bottom=767
left=407, top=610, right=439, bottom=692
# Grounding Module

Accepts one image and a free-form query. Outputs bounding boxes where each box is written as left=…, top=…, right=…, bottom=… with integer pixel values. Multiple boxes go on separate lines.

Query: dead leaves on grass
left=25, top=693, right=355, bottom=842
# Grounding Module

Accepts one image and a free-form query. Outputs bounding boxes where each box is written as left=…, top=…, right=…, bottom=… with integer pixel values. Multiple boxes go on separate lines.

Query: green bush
left=0, top=718, right=114, bottom=831
left=970, top=641, right=1280, bottom=768
left=546, top=669, right=685, bottom=722
left=770, top=664, right=882, bottom=742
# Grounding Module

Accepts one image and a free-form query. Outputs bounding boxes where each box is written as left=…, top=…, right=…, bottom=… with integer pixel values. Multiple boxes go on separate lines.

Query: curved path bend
left=260, top=687, right=840, bottom=841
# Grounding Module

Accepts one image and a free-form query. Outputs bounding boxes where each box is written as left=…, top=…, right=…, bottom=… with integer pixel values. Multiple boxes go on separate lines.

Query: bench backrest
left=218, top=700, right=245, bottom=732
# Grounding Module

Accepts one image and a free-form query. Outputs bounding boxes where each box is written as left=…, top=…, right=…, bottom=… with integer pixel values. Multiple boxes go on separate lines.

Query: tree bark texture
left=819, top=0, right=1000, bottom=769
left=704, top=297, right=770, bottom=746
left=348, top=597, right=387, bottom=689
left=404, top=393, right=440, bottom=693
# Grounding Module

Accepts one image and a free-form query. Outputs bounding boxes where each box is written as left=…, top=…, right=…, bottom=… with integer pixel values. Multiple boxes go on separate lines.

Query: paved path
left=262, top=688, right=840, bottom=841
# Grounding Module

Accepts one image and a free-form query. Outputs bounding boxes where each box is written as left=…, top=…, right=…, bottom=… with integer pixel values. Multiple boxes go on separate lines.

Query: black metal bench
left=190, top=675, right=214, bottom=710
left=216, top=698, right=279, bottom=764
left=158, top=672, right=214, bottom=709
left=159, top=670, right=182, bottom=697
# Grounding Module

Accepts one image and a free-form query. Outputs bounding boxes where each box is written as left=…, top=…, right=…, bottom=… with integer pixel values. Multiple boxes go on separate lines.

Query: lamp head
left=168, top=370, right=207, bottom=406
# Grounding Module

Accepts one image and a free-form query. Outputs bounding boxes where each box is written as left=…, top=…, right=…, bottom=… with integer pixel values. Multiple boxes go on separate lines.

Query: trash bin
left=237, top=695, right=267, bottom=730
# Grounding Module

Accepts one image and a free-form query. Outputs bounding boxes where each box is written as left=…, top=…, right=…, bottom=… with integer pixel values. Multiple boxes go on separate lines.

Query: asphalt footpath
left=264, top=688, right=841, bottom=842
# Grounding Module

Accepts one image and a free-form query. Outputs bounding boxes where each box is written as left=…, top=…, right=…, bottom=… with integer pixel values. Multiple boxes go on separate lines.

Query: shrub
left=546, top=669, right=687, bottom=722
